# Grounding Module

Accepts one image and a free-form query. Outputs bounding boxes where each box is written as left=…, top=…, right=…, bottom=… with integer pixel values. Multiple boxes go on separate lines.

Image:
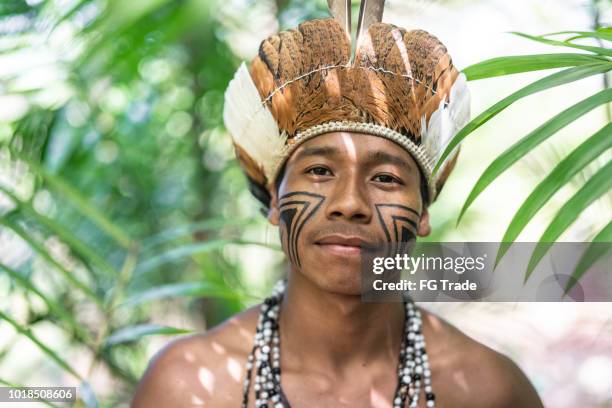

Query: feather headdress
left=223, top=0, right=470, bottom=207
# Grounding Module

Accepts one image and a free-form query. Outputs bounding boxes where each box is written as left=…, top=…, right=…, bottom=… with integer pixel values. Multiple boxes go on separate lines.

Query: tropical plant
left=0, top=0, right=609, bottom=406
left=0, top=0, right=288, bottom=405
left=436, top=27, right=612, bottom=289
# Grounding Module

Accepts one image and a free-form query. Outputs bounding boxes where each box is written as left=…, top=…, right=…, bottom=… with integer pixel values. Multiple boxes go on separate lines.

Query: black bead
left=245, top=283, right=434, bottom=408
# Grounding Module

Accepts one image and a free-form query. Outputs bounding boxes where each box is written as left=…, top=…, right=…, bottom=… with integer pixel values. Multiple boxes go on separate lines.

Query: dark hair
left=250, top=160, right=429, bottom=215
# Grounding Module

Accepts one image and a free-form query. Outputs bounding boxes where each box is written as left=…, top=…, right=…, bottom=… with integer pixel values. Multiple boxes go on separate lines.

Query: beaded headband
left=223, top=0, right=471, bottom=207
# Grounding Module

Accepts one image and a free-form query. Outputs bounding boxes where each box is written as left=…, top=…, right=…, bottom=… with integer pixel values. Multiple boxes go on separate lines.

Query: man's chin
left=299, top=260, right=363, bottom=296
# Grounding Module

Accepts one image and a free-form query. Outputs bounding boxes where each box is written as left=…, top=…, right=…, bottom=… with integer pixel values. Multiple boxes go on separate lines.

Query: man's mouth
left=314, top=234, right=370, bottom=257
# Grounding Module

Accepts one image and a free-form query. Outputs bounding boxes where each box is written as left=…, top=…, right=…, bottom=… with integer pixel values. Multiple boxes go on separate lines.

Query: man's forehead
left=289, top=131, right=418, bottom=171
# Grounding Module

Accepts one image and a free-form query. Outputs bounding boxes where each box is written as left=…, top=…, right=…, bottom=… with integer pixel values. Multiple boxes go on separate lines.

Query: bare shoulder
left=131, top=305, right=260, bottom=408
left=419, top=307, right=543, bottom=408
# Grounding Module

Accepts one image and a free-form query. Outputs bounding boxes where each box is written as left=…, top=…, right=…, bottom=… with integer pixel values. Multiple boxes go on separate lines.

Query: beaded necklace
left=241, top=280, right=436, bottom=408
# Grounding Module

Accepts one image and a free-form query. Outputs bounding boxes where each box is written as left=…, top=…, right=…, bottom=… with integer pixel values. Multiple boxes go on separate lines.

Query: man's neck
left=278, top=271, right=405, bottom=378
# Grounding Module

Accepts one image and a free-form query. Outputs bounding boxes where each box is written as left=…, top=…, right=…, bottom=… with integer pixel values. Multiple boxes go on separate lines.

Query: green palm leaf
left=134, top=239, right=231, bottom=275
left=435, top=63, right=611, bottom=174
left=0, top=185, right=119, bottom=278
left=542, top=30, right=612, bottom=42
left=0, top=217, right=101, bottom=305
left=565, top=221, right=612, bottom=294
left=494, top=123, right=612, bottom=266
left=13, top=153, right=132, bottom=248
left=0, top=311, right=83, bottom=380
left=104, top=324, right=192, bottom=347
left=462, top=53, right=607, bottom=80
left=134, top=239, right=281, bottom=275
left=119, top=281, right=246, bottom=308
left=510, top=31, right=612, bottom=57
left=141, top=218, right=256, bottom=250
left=525, top=160, right=612, bottom=281
left=0, top=263, right=90, bottom=342
left=458, top=90, right=612, bottom=226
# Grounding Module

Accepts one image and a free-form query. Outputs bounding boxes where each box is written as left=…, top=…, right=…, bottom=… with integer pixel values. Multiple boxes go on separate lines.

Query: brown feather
left=243, top=18, right=463, bottom=201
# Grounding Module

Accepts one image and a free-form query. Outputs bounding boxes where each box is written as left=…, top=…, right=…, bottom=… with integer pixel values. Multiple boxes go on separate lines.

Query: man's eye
left=306, top=166, right=332, bottom=176
left=373, top=174, right=402, bottom=184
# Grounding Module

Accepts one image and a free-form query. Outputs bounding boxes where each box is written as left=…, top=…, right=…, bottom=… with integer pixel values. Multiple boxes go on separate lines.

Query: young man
left=133, top=4, right=543, bottom=407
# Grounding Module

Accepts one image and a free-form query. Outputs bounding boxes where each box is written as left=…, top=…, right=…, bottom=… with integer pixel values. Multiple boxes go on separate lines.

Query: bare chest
left=241, top=366, right=437, bottom=408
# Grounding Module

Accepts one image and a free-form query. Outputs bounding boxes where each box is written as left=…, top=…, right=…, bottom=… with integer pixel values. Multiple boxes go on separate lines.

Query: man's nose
left=325, top=172, right=372, bottom=223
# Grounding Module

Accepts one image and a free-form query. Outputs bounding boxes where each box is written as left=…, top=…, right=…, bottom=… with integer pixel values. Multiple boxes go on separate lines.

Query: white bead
left=243, top=286, right=436, bottom=406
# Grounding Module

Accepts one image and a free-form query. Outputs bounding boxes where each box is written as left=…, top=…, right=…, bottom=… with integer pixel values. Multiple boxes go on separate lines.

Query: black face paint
left=278, top=191, right=325, bottom=268
left=374, top=203, right=420, bottom=249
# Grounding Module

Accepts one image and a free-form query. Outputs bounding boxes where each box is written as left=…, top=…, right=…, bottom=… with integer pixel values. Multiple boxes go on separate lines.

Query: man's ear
left=267, top=188, right=280, bottom=226
left=417, top=206, right=431, bottom=237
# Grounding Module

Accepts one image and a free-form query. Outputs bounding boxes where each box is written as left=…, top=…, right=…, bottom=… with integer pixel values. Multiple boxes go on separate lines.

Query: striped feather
left=420, top=72, right=470, bottom=167
left=223, top=63, right=286, bottom=181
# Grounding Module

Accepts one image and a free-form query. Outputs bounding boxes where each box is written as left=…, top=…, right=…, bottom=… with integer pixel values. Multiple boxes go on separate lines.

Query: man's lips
left=314, top=234, right=371, bottom=256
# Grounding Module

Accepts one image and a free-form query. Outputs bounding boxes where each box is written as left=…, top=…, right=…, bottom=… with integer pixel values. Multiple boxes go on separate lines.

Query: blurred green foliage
left=0, top=0, right=610, bottom=406
left=0, top=0, right=311, bottom=404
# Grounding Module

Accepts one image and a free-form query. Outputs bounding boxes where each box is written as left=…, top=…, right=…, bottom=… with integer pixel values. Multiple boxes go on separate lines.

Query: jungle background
left=0, top=0, right=611, bottom=406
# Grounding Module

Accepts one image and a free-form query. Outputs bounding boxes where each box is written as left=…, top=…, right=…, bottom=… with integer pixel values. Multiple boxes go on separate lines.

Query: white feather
left=223, top=63, right=286, bottom=180
left=420, top=72, right=471, bottom=167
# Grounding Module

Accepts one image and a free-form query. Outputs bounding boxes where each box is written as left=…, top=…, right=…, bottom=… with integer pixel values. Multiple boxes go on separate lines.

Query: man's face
left=268, top=132, right=431, bottom=295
